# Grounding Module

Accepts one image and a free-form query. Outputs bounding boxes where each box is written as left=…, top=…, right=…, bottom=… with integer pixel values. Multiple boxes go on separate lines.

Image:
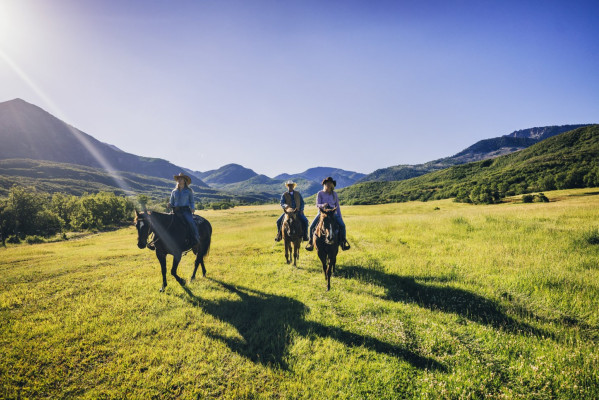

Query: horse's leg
left=285, top=239, right=291, bottom=264
left=327, top=258, right=332, bottom=291
left=171, top=254, right=186, bottom=286
left=200, top=258, right=206, bottom=277
left=156, top=251, right=168, bottom=292
left=319, top=250, right=327, bottom=280
left=191, top=253, right=200, bottom=282
left=293, top=240, right=298, bottom=267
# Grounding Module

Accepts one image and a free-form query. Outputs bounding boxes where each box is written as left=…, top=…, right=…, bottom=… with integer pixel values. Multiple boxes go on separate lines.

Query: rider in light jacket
left=305, top=176, right=350, bottom=251
left=169, top=173, right=200, bottom=247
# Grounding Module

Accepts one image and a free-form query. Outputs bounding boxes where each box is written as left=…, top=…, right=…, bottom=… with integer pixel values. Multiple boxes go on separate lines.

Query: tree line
left=0, top=186, right=135, bottom=245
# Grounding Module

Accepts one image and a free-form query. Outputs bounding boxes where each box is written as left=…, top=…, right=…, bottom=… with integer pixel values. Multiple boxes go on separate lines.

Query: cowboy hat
left=173, top=172, right=191, bottom=185
left=321, top=176, right=336, bottom=187
left=285, top=180, right=297, bottom=189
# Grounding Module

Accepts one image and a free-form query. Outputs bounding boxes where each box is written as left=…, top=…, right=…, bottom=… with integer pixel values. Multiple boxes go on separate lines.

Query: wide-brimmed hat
left=285, top=180, right=297, bottom=189
left=173, top=173, right=191, bottom=185
left=321, top=176, right=336, bottom=187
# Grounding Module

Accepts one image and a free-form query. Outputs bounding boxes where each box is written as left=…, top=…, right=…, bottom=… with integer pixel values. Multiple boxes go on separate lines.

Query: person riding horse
left=275, top=180, right=310, bottom=242
left=169, top=172, right=200, bottom=249
left=305, top=176, right=350, bottom=251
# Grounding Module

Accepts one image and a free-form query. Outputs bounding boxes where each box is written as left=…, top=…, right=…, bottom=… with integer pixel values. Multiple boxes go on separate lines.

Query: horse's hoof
left=190, top=276, right=196, bottom=282
left=159, top=286, right=166, bottom=292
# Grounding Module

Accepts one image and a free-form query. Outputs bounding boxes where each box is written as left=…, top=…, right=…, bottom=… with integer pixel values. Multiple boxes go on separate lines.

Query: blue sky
left=1, top=0, right=598, bottom=177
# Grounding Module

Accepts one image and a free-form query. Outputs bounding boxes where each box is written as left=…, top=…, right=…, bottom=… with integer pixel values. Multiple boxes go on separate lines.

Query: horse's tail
left=200, top=220, right=212, bottom=258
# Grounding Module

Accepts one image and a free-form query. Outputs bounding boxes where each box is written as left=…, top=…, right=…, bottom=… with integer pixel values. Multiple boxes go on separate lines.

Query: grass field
left=1, top=189, right=598, bottom=399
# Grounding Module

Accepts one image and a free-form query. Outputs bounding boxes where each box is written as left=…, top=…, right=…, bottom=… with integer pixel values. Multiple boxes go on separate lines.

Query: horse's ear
left=135, top=209, right=140, bottom=216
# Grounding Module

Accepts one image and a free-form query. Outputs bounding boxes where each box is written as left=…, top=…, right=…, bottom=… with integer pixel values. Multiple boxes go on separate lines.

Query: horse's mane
left=136, top=211, right=174, bottom=223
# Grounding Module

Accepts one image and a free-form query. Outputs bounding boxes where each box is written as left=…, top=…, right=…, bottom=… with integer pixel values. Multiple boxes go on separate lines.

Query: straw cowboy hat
left=321, top=176, right=336, bottom=187
left=285, top=180, right=297, bottom=189
left=173, top=172, right=191, bottom=185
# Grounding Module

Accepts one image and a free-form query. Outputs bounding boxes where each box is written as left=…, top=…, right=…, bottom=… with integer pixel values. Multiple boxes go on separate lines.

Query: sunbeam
left=0, top=48, right=134, bottom=195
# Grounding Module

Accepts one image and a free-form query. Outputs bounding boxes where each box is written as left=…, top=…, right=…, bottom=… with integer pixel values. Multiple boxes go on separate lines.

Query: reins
left=143, top=212, right=175, bottom=249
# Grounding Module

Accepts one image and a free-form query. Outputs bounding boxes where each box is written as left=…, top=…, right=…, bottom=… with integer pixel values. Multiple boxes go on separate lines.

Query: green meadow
left=1, top=189, right=598, bottom=399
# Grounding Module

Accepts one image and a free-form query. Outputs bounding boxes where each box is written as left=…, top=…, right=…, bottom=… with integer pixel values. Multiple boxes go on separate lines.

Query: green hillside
left=358, top=124, right=592, bottom=183
left=0, top=159, right=268, bottom=203
left=340, top=125, right=599, bottom=205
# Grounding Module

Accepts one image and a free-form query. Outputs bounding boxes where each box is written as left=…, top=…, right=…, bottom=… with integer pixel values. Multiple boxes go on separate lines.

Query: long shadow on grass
left=180, top=280, right=445, bottom=371
left=338, top=265, right=551, bottom=338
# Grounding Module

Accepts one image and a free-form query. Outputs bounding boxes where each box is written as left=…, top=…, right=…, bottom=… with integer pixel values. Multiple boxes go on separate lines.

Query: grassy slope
left=1, top=189, right=599, bottom=399
left=341, top=125, right=599, bottom=204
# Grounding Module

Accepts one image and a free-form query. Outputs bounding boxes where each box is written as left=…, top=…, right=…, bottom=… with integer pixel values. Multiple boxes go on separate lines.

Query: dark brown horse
left=135, top=210, right=212, bottom=292
left=314, top=207, right=339, bottom=291
left=282, top=208, right=303, bottom=266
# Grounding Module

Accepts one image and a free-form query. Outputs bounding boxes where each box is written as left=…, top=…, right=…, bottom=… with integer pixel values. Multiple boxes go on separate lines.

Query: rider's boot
left=341, top=238, right=350, bottom=251
left=305, top=237, right=314, bottom=251
left=274, top=230, right=282, bottom=242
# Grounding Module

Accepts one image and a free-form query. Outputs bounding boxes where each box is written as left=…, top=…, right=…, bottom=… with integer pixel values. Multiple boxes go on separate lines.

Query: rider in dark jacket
left=275, top=180, right=310, bottom=242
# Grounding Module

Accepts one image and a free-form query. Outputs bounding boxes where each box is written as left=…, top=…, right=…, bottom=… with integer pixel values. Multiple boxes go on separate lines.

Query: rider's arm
left=316, top=191, right=327, bottom=209
left=169, top=190, right=176, bottom=208
left=188, top=189, right=195, bottom=213
left=280, top=194, right=287, bottom=209
left=299, top=194, right=305, bottom=211
left=334, top=192, right=342, bottom=217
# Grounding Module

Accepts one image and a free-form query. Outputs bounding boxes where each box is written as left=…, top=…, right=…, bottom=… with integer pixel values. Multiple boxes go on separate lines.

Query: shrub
left=25, top=235, right=44, bottom=244
left=7, top=235, right=21, bottom=244
left=522, top=194, right=534, bottom=203
left=535, top=193, right=549, bottom=203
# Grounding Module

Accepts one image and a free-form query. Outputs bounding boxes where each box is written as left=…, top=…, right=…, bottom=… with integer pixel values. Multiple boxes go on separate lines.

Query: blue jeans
left=309, top=212, right=346, bottom=243
left=176, top=209, right=200, bottom=243
left=277, top=212, right=309, bottom=237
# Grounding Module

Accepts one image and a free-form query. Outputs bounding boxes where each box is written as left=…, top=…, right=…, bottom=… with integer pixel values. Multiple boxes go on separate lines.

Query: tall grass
left=1, top=189, right=598, bottom=399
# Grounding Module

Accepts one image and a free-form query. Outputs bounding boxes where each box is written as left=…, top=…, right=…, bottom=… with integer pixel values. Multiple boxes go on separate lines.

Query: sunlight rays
left=0, top=47, right=133, bottom=195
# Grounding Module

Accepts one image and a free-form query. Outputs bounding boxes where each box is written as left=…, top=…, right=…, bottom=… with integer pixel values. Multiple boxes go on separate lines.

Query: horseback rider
left=305, top=176, right=350, bottom=251
left=169, top=173, right=200, bottom=247
left=275, top=180, right=310, bottom=242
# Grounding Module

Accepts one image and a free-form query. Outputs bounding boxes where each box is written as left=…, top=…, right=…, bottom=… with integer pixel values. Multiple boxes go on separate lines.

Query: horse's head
left=319, top=207, right=339, bottom=244
left=284, top=208, right=301, bottom=238
left=134, top=210, right=151, bottom=249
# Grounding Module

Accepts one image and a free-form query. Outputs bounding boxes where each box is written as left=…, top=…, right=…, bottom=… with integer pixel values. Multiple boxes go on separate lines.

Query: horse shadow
left=180, top=280, right=445, bottom=372
left=337, top=264, right=551, bottom=338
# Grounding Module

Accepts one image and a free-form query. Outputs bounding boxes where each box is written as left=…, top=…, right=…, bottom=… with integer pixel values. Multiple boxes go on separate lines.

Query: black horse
left=135, top=210, right=212, bottom=292
left=314, top=207, right=339, bottom=291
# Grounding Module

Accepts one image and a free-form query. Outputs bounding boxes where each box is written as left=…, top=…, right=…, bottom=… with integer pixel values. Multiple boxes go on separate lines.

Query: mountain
left=219, top=175, right=322, bottom=199
left=0, top=98, right=209, bottom=187
left=0, top=158, right=269, bottom=203
left=339, top=125, right=599, bottom=205
left=358, top=124, right=594, bottom=183
left=275, top=166, right=366, bottom=189
left=196, top=163, right=258, bottom=185
left=188, top=165, right=365, bottom=199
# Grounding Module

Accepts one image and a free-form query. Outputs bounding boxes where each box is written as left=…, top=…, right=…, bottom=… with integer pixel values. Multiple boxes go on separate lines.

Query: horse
left=314, top=207, right=339, bottom=291
left=135, top=210, right=212, bottom=292
left=282, top=207, right=303, bottom=266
